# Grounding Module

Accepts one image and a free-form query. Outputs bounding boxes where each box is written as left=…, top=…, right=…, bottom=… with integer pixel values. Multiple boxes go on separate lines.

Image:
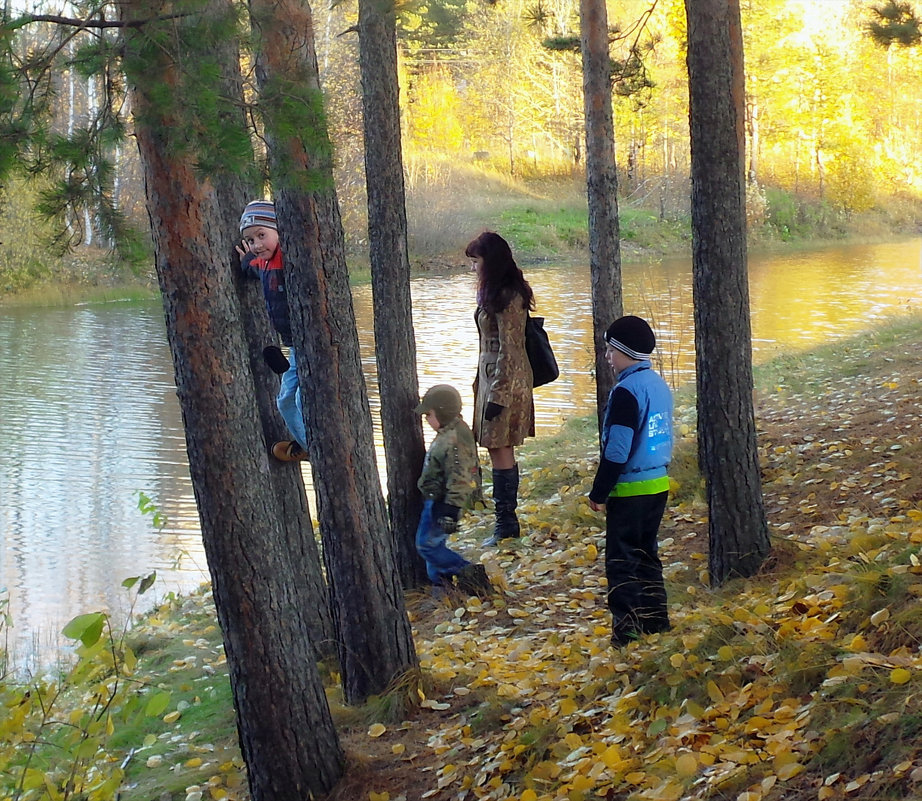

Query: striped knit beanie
left=605, top=315, right=655, bottom=360
left=239, top=200, right=277, bottom=232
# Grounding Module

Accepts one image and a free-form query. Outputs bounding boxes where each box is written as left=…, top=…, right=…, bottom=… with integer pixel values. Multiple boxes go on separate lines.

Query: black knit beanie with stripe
left=605, top=315, right=656, bottom=360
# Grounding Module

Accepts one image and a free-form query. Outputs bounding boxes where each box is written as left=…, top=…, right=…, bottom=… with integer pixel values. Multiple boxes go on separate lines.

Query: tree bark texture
left=230, top=233, right=337, bottom=660
left=358, top=0, right=428, bottom=588
left=685, top=0, right=771, bottom=585
left=249, top=0, right=419, bottom=705
left=120, top=2, right=344, bottom=797
left=580, top=0, right=623, bottom=427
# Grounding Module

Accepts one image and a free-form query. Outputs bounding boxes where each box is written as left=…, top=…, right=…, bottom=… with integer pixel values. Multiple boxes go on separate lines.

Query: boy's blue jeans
left=415, top=499, right=469, bottom=585
left=277, top=347, right=308, bottom=450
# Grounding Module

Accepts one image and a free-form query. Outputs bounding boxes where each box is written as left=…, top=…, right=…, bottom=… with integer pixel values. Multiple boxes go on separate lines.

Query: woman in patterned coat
left=465, top=231, right=536, bottom=546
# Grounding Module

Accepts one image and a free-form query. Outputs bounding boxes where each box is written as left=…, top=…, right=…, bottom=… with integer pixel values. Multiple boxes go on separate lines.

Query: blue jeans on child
left=277, top=347, right=307, bottom=450
left=415, top=499, right=470, bottom=585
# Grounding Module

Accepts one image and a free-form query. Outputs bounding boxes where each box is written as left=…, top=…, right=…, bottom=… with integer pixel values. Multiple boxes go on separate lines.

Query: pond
left=1, top=238, right=920, bottom=669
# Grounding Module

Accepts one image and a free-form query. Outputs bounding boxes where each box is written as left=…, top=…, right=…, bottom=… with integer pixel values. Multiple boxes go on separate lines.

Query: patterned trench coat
left=472, top=296, right=535, bottom=448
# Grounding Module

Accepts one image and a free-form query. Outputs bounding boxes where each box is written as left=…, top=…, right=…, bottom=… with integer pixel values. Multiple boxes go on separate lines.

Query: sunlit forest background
left=2, top=0, right=922, bottom=292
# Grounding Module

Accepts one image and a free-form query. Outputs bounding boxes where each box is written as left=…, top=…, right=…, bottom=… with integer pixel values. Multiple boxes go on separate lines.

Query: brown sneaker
left=271, top=441, right=308, bottom=462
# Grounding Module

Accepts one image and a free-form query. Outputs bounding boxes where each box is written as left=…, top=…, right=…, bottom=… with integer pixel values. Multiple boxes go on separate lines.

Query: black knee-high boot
left=483, top=465, right=520, bottom=546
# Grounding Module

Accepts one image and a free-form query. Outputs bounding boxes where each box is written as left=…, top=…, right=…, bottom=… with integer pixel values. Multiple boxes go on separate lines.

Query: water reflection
left=1, top=238, right=920, bottom=667
left=0, top=304, right=203, bottom=670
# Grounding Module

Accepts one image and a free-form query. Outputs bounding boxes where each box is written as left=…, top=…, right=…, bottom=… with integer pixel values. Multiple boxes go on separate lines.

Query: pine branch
left=866, top=0, right=922, bottom=47
left=9, top=12, right=190, bottom=31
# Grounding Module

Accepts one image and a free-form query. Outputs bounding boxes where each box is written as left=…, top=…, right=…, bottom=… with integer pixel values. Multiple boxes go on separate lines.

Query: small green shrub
left=763, top=187, right=842, bottom=241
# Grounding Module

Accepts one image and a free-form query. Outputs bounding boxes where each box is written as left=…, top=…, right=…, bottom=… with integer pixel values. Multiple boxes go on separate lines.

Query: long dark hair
left=465, top=231, right=535, bottom=314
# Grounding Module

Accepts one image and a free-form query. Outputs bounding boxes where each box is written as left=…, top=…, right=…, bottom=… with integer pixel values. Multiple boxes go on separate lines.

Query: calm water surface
left=1, top=239, right=920, bottom=667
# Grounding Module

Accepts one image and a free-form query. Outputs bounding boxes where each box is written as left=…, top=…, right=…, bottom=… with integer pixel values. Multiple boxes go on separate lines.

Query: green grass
left=751, top=315, right=922, bottom=398
left=496, top=204, right=590, bottom=254
left=493, top=201, right=692, bottom=261
left=114, top=592, right=244, bottom=801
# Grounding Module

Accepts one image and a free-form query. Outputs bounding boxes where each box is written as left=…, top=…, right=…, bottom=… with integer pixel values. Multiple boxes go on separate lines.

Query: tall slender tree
left=357, top=0, right=428, bottom=587
left=247, top=0, right=420, bottom=705
left=117, top=0, right=345, bottom=796
left=685, top=0, right=770, bottom=585
left=580, top=0, right=623, bottom=425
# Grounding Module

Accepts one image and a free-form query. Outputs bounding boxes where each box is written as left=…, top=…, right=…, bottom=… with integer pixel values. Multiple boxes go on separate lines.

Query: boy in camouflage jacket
left=415, top=384, right=491, bottom=595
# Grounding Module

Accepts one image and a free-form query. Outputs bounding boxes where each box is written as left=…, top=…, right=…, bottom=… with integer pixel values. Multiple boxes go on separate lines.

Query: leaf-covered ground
left=121, top=316, right=922, bottom=801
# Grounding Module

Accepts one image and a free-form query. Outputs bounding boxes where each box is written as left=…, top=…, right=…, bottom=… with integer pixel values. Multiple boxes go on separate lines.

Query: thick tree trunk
left=120, top=2, right=344, bottom=798
left=580, top=0, right=623, bottom=427
left=357, top=0, right=428, bottom=588
left=248, top=0, right=419, bottom=705
left=230, top=243, right=337, bottom=660
left=685, top=0, right=771, bottom=585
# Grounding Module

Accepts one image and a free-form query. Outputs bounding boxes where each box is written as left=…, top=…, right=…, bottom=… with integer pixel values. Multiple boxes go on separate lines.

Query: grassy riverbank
left=4, top=312, right=922, bottom=800
left=3, top=170, right=921, bottom=306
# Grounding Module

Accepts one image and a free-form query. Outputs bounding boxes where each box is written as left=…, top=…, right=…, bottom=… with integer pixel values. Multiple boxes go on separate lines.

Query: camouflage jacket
left=418, top=417, right=482, bottom=509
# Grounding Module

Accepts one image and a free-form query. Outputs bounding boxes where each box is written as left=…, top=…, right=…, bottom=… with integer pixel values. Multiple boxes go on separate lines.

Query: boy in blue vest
left=236, top=200, right=308, bottom=462
left=588, top=315, right=673, bottom=646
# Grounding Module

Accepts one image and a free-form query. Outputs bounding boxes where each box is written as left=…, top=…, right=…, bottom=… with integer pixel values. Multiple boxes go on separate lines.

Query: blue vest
left=600, top=361, right=673, bottom=492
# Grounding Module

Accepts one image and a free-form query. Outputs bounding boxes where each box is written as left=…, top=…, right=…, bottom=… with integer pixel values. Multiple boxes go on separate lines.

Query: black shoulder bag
left=525, top=313, right=560, bottom=388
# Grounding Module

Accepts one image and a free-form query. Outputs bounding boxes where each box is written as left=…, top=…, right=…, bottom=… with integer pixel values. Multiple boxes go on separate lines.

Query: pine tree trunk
left=119, top=2, right=344, bottom=797
left=249, top=0, right=419, bottom=705
left=580, top=0, right=623, bottom=427
left=685, top=0, right=771, bottom=585
left=358, top=0, right=428, bottom=588
left=230, top=233, right=337, bottom=660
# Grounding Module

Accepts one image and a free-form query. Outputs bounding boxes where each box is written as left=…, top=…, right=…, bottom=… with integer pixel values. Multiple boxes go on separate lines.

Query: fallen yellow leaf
left=890, top=668, right=911, bottom=685
left=600, top=744, right=623, bottom=769
left=571, top=774, right=594, bottom=791
left=559, top=698, right=579, bottom=715
left=847, top=634, right=868, bottom=651
left=675, top=753, right=697, bottom=777
left=707, top=680, right=725, bottom=703
left=776, top=761, right=804, bottom=781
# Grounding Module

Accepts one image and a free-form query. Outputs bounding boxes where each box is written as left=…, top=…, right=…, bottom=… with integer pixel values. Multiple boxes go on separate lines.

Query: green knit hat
left=415, top=384, right=462, bottom=425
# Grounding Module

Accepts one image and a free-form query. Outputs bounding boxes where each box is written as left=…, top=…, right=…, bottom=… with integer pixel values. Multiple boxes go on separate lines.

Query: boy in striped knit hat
left=236, top=200, right=308, bottom=462
left=588, top=315, right=673, bottom=646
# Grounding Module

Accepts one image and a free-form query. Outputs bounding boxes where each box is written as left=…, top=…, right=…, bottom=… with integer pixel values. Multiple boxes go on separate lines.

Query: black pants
left=605, top=491, right=669, bottom=635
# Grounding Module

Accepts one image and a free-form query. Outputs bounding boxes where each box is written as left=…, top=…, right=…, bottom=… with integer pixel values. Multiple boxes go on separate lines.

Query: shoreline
left=3, top=229, right=919, bottom=310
